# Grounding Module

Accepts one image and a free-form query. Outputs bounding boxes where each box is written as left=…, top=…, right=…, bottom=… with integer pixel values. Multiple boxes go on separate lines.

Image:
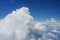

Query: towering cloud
left=0, top=7, right=33, bottom=40
left=0, top=7, right=60, bottom=40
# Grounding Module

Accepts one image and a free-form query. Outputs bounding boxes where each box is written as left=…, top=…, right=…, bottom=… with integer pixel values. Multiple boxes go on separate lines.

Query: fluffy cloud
left=0, top=7, right=33, bottom=40
left=0, top=7, right=60, bottom=40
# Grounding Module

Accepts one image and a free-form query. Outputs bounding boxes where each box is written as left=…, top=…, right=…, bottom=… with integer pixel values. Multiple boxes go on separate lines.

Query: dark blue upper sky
left=0, top=0, right=60, bottom=21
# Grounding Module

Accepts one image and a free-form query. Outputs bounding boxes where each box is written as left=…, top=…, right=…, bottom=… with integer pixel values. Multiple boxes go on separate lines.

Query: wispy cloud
left=9, top=0, right=15, bottom=3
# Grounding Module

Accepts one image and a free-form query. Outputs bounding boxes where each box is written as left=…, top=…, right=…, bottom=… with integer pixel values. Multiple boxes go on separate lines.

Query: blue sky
left=0, top=0, right=60, bottom=21
left=0, top=0, right=60, bottom=40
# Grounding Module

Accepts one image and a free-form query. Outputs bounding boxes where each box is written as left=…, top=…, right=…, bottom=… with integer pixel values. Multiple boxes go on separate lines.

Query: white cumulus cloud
left=0, top=7, right=60, bottom=40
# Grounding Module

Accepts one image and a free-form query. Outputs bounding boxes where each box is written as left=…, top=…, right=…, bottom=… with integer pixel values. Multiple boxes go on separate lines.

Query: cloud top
left=0, top=7, right=60, bottom=40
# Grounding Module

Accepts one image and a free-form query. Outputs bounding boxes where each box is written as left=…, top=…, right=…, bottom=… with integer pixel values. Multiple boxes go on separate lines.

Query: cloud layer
left=0, top=7, right=60, bottom=40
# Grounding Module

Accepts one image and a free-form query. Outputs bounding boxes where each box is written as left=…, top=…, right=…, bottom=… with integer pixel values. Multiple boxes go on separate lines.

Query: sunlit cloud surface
left=0, top=7, right=60, bottom=40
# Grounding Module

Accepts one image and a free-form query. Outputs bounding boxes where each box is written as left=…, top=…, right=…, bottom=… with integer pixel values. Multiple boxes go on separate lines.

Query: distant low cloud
left=0, top=7, right=60, bottom=40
